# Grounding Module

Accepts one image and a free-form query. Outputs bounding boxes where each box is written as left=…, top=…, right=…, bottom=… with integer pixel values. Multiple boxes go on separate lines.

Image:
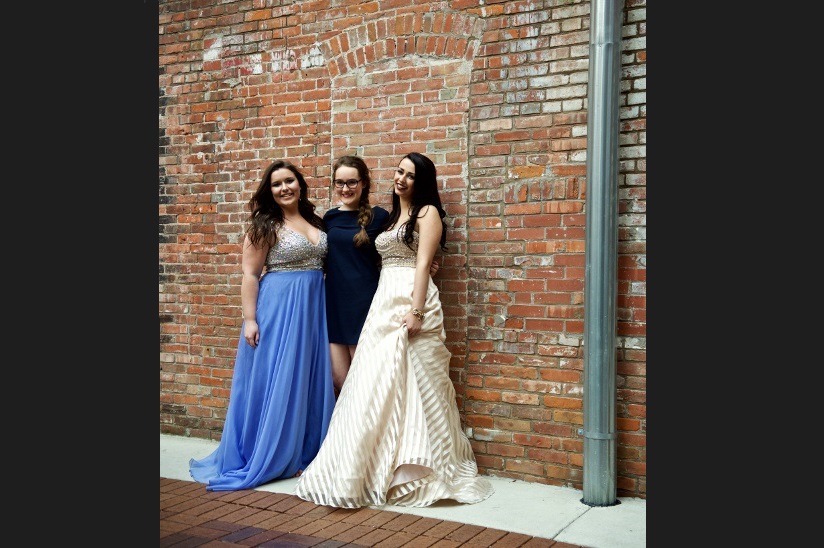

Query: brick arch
left=315, top=11, right=484, bottom=410
left=319, top=11, right=484, bottom=78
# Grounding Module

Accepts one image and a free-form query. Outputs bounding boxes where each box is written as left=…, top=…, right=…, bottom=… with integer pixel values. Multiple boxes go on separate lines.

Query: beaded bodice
left=375, top=225, right=418, bottom=268
left=265, top=226, right=327, bottom=272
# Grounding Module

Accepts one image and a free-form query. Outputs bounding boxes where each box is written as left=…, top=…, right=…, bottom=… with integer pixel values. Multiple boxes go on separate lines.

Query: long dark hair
left=383, top=152, right=448, bottom=251
left=245, top=159, right=324, bottom=248
left=333, top=155, right=374, bottom=248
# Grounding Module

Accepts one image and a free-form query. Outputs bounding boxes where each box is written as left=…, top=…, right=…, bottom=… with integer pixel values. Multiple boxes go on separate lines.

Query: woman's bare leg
left=330, top=343, right=356, bottom=397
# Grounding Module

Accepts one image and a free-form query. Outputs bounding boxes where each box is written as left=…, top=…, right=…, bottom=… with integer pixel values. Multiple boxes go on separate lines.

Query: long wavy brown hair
left=245, top=159, right=325, bottom=248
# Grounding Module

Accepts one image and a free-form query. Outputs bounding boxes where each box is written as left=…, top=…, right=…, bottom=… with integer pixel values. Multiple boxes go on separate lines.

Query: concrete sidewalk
left=161, top=433, right=645, bottom=547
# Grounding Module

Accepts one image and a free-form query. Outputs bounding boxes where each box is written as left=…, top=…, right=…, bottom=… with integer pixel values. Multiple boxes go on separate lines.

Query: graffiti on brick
left=301, top=45, right=325, bottom=69
left=270, top=46, right=323, bottom=72
left=272, top=49, right=298, bottom=72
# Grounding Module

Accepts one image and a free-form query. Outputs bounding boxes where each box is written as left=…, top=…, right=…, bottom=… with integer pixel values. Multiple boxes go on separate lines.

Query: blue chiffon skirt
left=189, top=269, right=335, bottom=491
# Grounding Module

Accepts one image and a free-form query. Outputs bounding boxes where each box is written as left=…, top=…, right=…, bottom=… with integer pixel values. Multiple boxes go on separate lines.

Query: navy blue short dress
left=323, top=206, right=389, bottom=345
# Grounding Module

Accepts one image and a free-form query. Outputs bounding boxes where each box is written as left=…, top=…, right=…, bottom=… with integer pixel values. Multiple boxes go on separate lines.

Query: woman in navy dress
left=323, top=155, right=390, bottom=396
left=189, top=159, right=335, bottom=491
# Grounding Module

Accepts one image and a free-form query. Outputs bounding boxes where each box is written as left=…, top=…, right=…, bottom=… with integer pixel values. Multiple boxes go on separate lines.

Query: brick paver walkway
left=161, top=478, right=585, bottom=547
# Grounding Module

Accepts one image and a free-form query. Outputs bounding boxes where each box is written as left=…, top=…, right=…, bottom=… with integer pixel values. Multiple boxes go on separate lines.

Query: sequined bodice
left=265, top=226, right=327, bottom=272
left=375, top=225, right=418, bottom=268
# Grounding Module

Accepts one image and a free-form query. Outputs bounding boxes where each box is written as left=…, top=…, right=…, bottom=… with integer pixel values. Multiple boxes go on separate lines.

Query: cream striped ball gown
left=295, top=225, right=494, bottom=508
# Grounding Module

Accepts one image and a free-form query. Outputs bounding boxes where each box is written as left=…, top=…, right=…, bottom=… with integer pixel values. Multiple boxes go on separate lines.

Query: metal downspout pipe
left=581, top=0, right=623, bottom=507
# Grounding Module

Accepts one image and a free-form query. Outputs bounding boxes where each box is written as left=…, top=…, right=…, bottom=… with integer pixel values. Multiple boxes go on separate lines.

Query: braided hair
left=333, top=155, right=375, bottom=248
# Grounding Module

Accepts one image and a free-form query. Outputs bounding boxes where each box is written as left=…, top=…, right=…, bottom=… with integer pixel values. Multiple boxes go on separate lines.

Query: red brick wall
left=159, top=0, right=647, bottom=499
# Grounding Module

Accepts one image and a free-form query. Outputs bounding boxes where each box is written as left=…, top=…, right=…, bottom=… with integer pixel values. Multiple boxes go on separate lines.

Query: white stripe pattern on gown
left=295, top=226, right=494, bottom=508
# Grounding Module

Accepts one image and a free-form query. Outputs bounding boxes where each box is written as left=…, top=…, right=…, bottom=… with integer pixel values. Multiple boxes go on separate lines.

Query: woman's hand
left=244, top=319, right=260, bottom=347
left=402, top=311, right=423, bottom=337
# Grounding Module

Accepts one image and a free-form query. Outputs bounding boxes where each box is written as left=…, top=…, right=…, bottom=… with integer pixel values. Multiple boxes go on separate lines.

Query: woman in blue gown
left=189, top=159, right=336, bottom=491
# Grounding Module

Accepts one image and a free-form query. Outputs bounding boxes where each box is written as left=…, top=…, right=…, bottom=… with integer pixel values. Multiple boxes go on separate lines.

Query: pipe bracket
left=583, top=430, right=617, bottom=440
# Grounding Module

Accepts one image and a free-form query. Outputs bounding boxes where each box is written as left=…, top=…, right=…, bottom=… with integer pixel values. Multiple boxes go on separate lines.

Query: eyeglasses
left=333, top=179, right=360, bottom=189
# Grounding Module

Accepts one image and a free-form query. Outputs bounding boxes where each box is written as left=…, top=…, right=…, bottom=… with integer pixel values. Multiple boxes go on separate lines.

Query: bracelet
left=410, top=308, right=425, bottom=321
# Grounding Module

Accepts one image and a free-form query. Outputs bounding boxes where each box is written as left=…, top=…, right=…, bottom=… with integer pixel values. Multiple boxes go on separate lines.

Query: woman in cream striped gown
left=295, top=152, right=493, bottom=508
